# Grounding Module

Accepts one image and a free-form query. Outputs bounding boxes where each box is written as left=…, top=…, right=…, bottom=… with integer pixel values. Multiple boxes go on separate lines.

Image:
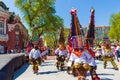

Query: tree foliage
left=108, top=12, right=120, bottom=41
left=14, top=0, right=63, bottom=36
left=43, top=27, right=69, bottom=48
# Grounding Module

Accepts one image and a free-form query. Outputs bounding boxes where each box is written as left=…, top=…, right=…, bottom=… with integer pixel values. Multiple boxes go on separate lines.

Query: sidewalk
left=13, top=58, right=120, bottom=80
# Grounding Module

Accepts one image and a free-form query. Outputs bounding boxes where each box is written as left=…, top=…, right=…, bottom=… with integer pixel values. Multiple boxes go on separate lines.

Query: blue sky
left=2, top=0, right=120, bottom=28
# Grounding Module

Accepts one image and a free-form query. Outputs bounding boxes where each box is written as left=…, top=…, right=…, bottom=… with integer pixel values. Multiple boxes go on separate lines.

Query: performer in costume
left=29, top=45, right=42, bottom=74
left=55, top=44, right=67, bottom=70
left=55, top=27, right=67, bottom=70
left=69, top=47, right=90, bottom=80
left=102, top=43, right=118, bottom=70
left=67, top=7, right=89, bottom=80
left=84, top=8, right=100, bottom=80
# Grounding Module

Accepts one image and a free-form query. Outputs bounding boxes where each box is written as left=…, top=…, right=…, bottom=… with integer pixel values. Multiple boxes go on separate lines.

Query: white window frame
left=0, top=21, right=4, bottom=34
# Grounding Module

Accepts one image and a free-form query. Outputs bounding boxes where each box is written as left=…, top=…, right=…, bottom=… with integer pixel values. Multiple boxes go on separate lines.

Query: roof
left=0, top=1, right=9, bottom=10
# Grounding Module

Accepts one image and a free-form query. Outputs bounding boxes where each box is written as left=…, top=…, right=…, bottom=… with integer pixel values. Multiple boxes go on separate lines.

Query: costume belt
left=73, top=62, right=90, bottom=70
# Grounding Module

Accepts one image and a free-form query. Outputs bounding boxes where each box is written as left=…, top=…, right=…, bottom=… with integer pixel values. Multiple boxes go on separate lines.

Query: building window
left=0, top=21, right=4, bottom=34
left=15, top=36, right=19, bottom=41
left=15, top=25, right=19, bottom=32
left=96, top=28, right=98, bottom=31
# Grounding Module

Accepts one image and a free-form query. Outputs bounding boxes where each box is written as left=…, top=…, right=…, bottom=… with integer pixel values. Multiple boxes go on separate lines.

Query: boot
left=67, top=67, right=71, bottom=74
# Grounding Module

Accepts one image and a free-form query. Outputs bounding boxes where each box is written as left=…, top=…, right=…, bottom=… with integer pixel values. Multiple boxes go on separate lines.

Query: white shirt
left=29, top=48, right=41, bottom=59
left=69, top=50, right=92, bottom=64
left=41, top=50, right=48, bottom=56
left=55, top=48, right=67, bottom=56
left=86, top=50, right=96, bottom=66
left=102, top=48, right=113, bottom=56
left=96, top=47, right=102, bottom=55
left=116, top=46, right=120, bottom=51
left=111, top=46, right=115, bottom=53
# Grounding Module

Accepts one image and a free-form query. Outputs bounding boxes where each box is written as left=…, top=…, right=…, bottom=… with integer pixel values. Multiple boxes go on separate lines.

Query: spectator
left=116, top=43, right=120, bottom=61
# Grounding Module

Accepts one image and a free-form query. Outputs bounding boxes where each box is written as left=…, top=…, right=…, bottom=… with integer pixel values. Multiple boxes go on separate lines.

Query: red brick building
left=0, top=1, right=29, bottom=53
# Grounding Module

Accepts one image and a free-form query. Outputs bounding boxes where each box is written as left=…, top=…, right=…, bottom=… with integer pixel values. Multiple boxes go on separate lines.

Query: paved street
left=13, top=56, right=120, bottom=80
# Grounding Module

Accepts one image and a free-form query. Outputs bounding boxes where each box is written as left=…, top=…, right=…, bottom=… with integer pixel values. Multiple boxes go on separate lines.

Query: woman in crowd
left=116, top=43, right=120, bottom=61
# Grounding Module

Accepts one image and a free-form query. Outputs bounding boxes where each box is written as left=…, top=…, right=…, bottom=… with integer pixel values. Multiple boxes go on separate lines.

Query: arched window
left=15, top=35, right=19, bottom=41
left=0, top=21, right=4, bottom=34
left=15, top=25, right=19, bottom=32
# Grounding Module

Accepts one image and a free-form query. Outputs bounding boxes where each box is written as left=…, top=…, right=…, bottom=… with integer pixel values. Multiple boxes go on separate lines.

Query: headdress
left=85, top=8, right=95, bottom=48
left=58, top=27, right=65, bottom=45
left=58, top=27, right=66, bottom=49
left=69, top=8, right=84, bottom=49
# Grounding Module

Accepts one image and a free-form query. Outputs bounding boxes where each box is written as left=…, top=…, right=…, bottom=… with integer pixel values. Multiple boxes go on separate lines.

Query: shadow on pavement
left=41, top=63, right=54, bottom=66
left=106, top=67, right=115, bottom=69
left=96, top=61, right=102, bottom=64
left=43, top=61, right=50, bottom=64
left=38, top=70, right=60, bottom=75
left=98, top=73, right=114, bottom=76
left=13, top=63, right=29, bottom=79
left=100, top=78, right=113, bottom=80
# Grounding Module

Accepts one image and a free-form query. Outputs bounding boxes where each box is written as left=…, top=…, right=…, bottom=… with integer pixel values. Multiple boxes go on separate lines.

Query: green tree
left=43, top=32, right=58, bottom=48
left=43, top=27, right=69, bottom=48
left=63, top=27, right=70, bottom=44
left=108, top=12, right=120, bottom=41
left=14, top=0, right=63, bottom=36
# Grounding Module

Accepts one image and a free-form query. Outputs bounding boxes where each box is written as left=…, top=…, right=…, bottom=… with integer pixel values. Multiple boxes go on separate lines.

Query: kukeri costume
left=84, top=7, right=100, bottom=80
left=67, top=7, right=100, bottom=80
left=55, top=27, right=67, bottom=71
